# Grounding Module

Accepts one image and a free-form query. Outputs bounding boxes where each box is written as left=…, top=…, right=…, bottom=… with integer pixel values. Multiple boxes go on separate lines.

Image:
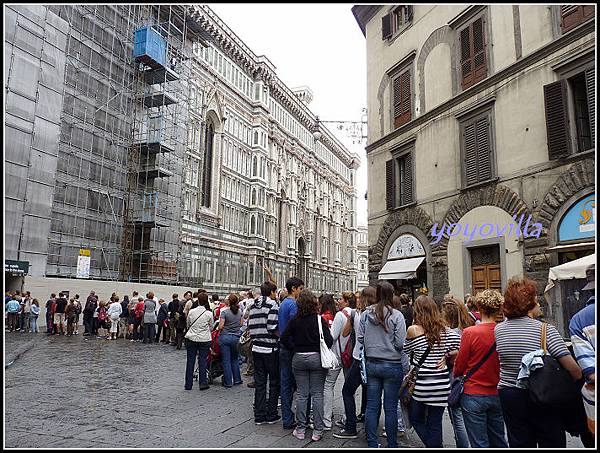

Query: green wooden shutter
left=464, top=122, right=478, bottom=186
left=476, top=117, right=492, bottom=182
left=386, top=159, right=395, bottom=210
left=585, top=68, right=595, bottom=147
left=543, top=80, right=571, bottom=159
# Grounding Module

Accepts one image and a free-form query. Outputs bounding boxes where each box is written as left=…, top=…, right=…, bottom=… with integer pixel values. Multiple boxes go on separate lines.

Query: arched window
left=250, top=215, right=256, bottom=235
left=201, top=121, right=214, bottom=208
left=251, top=188, right=257, bottom=205
left=252, top=156, right=258, bottom=176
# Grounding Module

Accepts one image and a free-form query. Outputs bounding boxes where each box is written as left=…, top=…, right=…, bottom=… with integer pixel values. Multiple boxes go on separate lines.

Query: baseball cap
left=582, top=263, right=595, bottom=291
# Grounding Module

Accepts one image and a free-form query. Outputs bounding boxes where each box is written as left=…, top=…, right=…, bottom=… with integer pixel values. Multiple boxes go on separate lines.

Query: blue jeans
left=185, top=340, right=210, bottom=388
left=409, top=400, right=445, bottom=447
left=461, top=394, right=508, bottom=447
left=364, top=359, right=404, bottom=448
left=30, top=315, right=39, bottom=333
left=219, top=333, right=242, bottom=386
left=449, top=405, right=470, bottom=447
left=342, top=358, right=366, bottom=433
left=280, top=346, right=297, bottom=427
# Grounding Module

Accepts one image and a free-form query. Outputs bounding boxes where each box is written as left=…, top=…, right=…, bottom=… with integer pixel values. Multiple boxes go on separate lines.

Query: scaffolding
left=44, top=5, right=201, bottom=283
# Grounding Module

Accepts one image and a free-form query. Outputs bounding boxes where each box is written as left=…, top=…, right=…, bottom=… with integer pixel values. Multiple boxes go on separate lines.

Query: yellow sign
left=79, top=249, right=91, bottom=257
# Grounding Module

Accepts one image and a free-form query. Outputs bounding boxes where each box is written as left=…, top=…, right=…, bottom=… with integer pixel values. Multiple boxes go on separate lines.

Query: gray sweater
left=357, top=305, right=407, bottom=363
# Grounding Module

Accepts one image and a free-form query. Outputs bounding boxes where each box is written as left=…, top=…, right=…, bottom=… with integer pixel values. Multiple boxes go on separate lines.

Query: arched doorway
left=297, top=237, right=308, bottom=284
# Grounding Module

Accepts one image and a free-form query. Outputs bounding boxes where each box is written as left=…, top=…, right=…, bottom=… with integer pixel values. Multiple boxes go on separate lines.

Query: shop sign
left=559, top=195, right=596, bottom=242
left=5, top=260, right=29, bottom=276
left=387, top=234, right=426, bottom=260
left=76, top=249, right=91, bottom=279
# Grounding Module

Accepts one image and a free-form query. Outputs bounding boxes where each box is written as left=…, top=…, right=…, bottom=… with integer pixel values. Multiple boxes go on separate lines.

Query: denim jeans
left=342, top=358, right=367, bottom=433
left=185, top=340, right=210, bottom=388
left=219, top=333, right=242, bottom=386
left=409, top=400, right=445, bottom=447
left=364, top=359, right=404, bottom=448
left=253, top=350, right=280, bottom=422
left=461, top=394, right=508, bottom=447
left=292, top=352, right=327, bottom=434
left=280, top=346, right=297, bottom=427
left=30, top=315, right=39, bottom=333
left=449, top=405, right=470, bottom=447
left=498, top=387, right=566, bottom=447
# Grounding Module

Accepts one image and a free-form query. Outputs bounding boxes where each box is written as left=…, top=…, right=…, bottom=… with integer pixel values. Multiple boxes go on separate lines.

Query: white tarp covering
left=544, top=253, right=596, bottom=294
left=378, top=256, right=425, bottom=280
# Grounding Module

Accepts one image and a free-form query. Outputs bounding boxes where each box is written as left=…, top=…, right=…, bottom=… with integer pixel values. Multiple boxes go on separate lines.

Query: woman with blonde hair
left=404, top=295, right=461, bottom=447
left=453, top=289, right=507, bottom=447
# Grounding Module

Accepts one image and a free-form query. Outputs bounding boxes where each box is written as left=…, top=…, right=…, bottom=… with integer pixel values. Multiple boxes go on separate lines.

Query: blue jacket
left=569, top=298, right=595, bottom=382
left=6, top=300, right=20, bottom=313
left=278, top=296, right=297, bottom=338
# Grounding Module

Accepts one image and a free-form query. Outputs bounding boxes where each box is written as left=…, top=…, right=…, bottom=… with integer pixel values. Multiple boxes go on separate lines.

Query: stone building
left=356, top=226, right=370, bottom=289
left=353, top=4, right=595, bottom=331
left=5, top=4, right=359, bottom=298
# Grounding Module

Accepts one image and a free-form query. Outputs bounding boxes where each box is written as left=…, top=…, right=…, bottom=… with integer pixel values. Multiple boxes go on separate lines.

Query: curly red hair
left=503, top=277, right=538, bottom=319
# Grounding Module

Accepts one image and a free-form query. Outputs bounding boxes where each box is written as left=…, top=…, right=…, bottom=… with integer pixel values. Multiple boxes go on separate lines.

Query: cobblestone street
left=5, top=329, right=586, bottom=448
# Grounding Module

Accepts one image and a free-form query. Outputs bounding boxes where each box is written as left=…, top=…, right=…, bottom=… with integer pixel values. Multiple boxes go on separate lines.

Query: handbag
left=338, top=310, right=354, bottom=368
left=399, top=345, right=431, bottom=405
left=528, top=322, right=581, bottom=407
left=448, top=342, right=496, bottom=408
left=317, top=314, right=339, bottom=370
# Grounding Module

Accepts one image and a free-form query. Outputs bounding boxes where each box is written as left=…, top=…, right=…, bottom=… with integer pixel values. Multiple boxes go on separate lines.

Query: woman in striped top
left=495, top=277, right=582, bottom=447
left=404, top=295, right=461, bottom=447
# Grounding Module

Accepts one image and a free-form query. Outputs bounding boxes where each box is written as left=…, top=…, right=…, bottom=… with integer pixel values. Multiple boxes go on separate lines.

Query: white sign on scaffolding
left=76, top=249, right=91, bottom=279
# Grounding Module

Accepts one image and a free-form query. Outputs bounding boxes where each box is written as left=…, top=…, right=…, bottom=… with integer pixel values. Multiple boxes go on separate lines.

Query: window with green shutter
left=461, top=111, right=494, bottom=187
left=386, top=150, right=414, bottom=210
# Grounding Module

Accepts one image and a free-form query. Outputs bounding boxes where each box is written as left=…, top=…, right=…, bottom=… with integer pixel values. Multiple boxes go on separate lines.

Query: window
left=386, top=150, right=414, bottom=209
left=460, top=110, right=494, bottom=187
left=460, top=17, right=487, bottom=89
left=392, top=69, right=411, bottom=128
left=560, top=5, right=594, bottom=32
left=382, top=5, right=413, bottom=40
left=544, top=68, right=595, bottom=158
left=201, top=122, right=214, bottom=208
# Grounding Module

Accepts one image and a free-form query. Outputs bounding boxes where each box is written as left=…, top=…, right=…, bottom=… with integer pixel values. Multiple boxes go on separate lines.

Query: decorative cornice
left=188, top=5, right=356, bottom=169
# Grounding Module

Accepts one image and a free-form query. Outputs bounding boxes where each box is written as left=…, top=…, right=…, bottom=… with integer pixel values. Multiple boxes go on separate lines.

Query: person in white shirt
left=184, top=294, right=214, bottom=391
left=107, top=296, right=123, bottom=340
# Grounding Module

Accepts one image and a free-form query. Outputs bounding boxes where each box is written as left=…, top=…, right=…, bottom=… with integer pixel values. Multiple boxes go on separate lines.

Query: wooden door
left=472, top=264, right=501, bottom=295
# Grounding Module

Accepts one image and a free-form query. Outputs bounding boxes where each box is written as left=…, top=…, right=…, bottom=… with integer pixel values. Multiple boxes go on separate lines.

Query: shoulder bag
left=317, top=314, right=339, bottom=370
left=399, top=343, right=432, bottom=405
left=528, top=322, right=580, bottom=407
left=184, top=309, right=207, bottom=341
left=448, top=342, right=496, bottom=408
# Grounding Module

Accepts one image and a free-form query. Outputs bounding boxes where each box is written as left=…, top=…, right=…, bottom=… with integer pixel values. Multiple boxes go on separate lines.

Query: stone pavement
left=4, top=329, right=585, bottom=448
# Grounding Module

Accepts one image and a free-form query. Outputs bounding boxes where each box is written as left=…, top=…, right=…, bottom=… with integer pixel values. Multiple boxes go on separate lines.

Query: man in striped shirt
left=247, top=281, right=280, bottom=425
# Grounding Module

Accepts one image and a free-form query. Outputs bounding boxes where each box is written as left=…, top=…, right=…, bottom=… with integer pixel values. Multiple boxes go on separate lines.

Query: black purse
left=448, top=342, right=496, bottom=408
left=528, top=323, right=580, bottom=407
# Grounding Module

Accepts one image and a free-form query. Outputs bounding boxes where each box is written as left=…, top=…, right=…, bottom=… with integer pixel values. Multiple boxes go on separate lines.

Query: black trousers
left=253, top=350, right=280, bottom=421
left=156, top=322, right=169, bottom=342
left=499, top=387, right=566, bottom=447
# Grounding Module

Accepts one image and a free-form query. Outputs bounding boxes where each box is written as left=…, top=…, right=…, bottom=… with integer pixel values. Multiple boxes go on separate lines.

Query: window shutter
left=460, top=26, right=473, bottom=89
left=406, top=5, right=414, bottom=22
left=561, top=5, right=584, bottom=31
left=472, top=18, right=487, bottom=84
left=382, top=13, right=392, bottom=40
left=585, top=68, right=595, bottom=147
left=476, top=117, right=492, bottom=182
left=401, top=153, right=413, bottom=205
left=543, top=80, right=571, bottom=159
left=386, top=159, right=396, bottom=210
left=394, top=70, right=411, bottom=128
left=464, top=122, right=478, bottom=186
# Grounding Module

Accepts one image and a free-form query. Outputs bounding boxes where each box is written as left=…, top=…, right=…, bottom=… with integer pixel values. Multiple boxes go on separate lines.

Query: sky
left=208, top=3, right=369, bottom=227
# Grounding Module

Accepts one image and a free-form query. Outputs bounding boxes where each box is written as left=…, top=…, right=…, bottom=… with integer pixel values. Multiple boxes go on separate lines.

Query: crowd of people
left=4, top=263, right=595, bottom=448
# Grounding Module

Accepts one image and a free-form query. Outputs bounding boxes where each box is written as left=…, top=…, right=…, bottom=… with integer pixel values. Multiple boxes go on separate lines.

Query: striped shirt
left=404, top=328, right=461, bottom=407
left=494, top=316, right=570, bottom=389
left=247, top=296, right=279, bottom=354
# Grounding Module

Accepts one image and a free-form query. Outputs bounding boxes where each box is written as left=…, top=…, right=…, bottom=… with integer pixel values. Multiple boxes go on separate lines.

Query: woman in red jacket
left=453, top=290, right=507, bottom=448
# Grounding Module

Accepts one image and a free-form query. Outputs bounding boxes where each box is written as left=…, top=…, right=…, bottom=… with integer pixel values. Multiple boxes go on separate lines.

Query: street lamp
left=312, top=115, right=322, bottom=141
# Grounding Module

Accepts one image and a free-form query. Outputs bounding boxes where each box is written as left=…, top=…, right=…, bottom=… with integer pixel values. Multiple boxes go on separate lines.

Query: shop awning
left=378, top=256, right=425, bottom=280
left=544, top=253, right=595, bottom=294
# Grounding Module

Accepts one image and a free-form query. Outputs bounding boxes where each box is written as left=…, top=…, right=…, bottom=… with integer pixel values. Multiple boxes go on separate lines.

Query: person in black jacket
left=155, top=298, right=170, bottom=343
left=119, top=295, right=130, bottom=339
left=281, top=289, right=333, bottom=442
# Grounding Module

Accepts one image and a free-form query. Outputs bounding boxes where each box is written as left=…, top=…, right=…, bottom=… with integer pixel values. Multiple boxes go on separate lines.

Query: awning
left=544, top=253, right=595, bottom=294
left=546, top=242, right=595, bottom=253
left=378, top=256, right=425, bottom=280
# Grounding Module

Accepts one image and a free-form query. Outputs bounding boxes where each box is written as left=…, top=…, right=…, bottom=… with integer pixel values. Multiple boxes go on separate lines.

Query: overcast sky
left=209, top=3, right=369, bottom=227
